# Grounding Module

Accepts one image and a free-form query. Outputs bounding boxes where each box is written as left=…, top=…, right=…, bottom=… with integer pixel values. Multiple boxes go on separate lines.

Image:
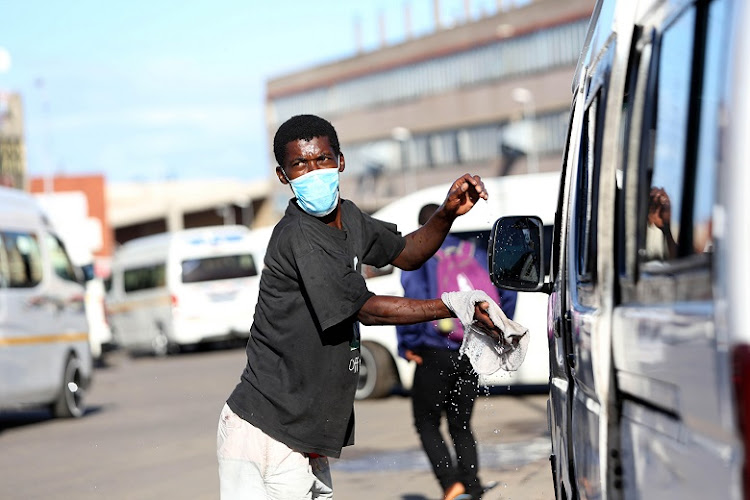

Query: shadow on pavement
left=0, top=405, right=105, bottom=433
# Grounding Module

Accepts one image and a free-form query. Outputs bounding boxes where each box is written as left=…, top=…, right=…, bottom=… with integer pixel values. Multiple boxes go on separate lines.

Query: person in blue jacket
left=397, top=203, right=517, bottom=500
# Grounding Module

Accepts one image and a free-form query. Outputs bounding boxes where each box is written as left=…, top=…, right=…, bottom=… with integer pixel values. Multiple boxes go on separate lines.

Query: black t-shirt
left=227, top=199, right=406, bottom=458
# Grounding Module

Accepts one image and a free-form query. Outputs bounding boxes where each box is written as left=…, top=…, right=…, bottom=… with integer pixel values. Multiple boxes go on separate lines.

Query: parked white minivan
left=490, top=0, right=750, bottom=497
left=356, top=172, right=558, bottom=399
left=0, top=186, right=93, bottom=418
left=106, top=225, right=271, bottom=356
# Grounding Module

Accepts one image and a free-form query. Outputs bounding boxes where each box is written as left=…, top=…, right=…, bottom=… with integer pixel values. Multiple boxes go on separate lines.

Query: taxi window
left=181, top=254, right=258, bottom=283
left=2, top=231, right=43, bottom=288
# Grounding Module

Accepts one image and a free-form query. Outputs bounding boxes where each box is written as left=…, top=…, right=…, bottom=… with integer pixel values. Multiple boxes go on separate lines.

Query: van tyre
left=152, top=325, right=172, bottom=357
left=356, top=341, right=397, bottom=400
left=51, top=354, right=86, bottom=418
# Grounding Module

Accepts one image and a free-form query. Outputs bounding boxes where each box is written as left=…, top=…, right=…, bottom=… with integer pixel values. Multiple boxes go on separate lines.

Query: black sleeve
left=297, top=246, right=374, bottom=332
left=358, top=211, right=406, bottom=268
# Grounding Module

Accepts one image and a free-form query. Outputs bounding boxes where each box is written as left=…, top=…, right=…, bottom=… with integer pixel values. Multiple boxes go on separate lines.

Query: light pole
left=0, top=47, right=11, bottom=187
left=511, top=87, right=538, bottom=174
left=35, top=77, right=55, bottom=193
left=0, top=47, right=10, bottom=126
left=0, top=47, right=10, bottom=75
left=391, top=126, right=414, bottom=196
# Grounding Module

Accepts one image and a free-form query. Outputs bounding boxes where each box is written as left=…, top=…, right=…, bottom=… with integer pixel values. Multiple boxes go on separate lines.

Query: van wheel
left=152, top=327, right=170, bottom=357
left=356, top=341, right=397, bottom=400
left=51, top=355, right=86, bottom=418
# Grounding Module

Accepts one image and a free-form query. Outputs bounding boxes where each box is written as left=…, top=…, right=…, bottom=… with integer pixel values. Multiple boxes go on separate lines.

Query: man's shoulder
left=268, top=215, right=306, bottom=252
left=340, top=198, right=363, bottom=217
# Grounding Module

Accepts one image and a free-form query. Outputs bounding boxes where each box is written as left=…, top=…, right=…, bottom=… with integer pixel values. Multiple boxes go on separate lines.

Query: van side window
left=551, top=101, right=578, bottom=282
left=575, top=93, right=603, bottom=279
left=1, top=231, right=43, bottom=288
left=124, top=263, right=166, bottom=292
left=641, top=1, right=726, bottom=263
left=181, top=254, right=258, bottom=284
left=692, top=0, right=728, bottom=255
left=642, top=8, right=696, bottom=262
left=0, top=236, right=8, bottom=288
left=46, top=234, right=79, bottom=283
left=616, top=26, right=643, bottom=278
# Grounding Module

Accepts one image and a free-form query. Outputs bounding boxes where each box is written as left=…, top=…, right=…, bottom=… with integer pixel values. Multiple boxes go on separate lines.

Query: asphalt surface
left=0, top=347, right=554, bottom=499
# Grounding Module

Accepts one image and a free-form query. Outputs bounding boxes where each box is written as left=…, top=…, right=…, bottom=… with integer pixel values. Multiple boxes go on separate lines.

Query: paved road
left=0, top=347, right=554, bottom=500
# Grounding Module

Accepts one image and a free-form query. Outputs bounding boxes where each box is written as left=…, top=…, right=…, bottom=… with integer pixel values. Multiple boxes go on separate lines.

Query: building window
left=342, top=109, right=569, bottom=176
left=271, top=19, right=589, bottom=121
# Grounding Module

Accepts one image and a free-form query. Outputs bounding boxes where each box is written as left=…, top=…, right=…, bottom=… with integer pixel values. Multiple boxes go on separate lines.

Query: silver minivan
left=490, top=0, right=749, bottom=498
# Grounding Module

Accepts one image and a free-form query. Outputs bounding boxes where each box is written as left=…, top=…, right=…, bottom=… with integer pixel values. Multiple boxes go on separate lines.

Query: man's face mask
left=287, top=166, right=340, bottom=217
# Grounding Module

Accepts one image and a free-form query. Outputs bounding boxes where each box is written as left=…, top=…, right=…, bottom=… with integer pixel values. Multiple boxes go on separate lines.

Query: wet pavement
left=332, top=392, right=555, bottom=499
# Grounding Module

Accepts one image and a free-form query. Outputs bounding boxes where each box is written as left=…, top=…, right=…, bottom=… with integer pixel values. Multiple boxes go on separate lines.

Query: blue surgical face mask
left=287, top=167, right=340, bottom=217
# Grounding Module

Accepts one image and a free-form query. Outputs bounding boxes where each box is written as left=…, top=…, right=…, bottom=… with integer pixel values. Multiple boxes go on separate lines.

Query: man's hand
left=472, top=301, right=503, bottom=342
left=391, top=174, right=488, bottom=271
left=442, top=174, right=488, bottom=218
left=405, top=349, right=423, bottom=366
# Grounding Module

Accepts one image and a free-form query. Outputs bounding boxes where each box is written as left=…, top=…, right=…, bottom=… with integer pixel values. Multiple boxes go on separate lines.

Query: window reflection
left=645, top=8, right=695, bottom=261
left=692, top=0, right=728, bottom=255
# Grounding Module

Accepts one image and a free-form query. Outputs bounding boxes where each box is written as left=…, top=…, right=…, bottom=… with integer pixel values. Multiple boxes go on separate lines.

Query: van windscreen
left=181, top=254, right=257, bottom=283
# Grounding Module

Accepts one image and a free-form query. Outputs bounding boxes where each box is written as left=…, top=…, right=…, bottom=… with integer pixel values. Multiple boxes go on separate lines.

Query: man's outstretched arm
left=358, top=295, right=503, bottom=341
left=391, top=174, right=488, bottom=271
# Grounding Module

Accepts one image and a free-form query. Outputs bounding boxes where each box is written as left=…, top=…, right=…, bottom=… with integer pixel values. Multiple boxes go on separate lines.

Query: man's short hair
left=273, top=114, right=341, bottom=166
left=418, top=203, right=439, bottom=226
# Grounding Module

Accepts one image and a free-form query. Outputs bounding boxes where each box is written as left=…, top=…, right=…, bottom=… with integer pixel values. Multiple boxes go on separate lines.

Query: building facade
left=264, top=0, right=595, bottom=217
left=29, top=174, right=112, bottom=276
left=0, top=92, right=27, bottom=189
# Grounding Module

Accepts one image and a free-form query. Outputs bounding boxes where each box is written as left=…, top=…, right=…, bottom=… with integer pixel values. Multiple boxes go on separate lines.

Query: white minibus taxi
left=106, top=225, right=271, bottom=356
left=490, top=0, right=750, bottom=497
left=0, top=186, right=93, bottom=418
left=356, top=172, right=558, bottom=399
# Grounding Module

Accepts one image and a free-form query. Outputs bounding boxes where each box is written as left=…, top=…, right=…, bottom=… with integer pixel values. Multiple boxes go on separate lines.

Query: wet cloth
left=441, top=290, right=529, bottom=375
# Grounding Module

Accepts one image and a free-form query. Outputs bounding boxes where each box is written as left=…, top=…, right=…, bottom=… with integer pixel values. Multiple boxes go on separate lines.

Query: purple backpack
left=433, top=240, right=501, bottom=342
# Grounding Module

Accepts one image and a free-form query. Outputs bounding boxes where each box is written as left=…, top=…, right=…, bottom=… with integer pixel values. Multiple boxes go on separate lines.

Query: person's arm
left=358, top=295, right=504, bottom=341
left=391, top=174, right=488, bottom=271
left=359, top=296, right=451, bottom=326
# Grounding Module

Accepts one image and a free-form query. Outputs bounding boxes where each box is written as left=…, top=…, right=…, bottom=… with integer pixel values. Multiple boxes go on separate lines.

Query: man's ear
left=276, top=166, right=289, bottom=185
left=338, top=152, right=346, bottom=173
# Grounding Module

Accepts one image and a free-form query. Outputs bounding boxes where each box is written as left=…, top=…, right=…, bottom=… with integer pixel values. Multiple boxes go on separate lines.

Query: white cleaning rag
left=441, top=290, right=529, bottom=376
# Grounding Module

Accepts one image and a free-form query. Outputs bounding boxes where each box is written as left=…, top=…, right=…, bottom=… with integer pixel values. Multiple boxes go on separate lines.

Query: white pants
left=217, top=403, right=334, bottom=499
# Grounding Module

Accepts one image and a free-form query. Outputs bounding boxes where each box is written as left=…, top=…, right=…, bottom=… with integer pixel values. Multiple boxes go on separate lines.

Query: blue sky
left=0, top=0, right=516, bottom=184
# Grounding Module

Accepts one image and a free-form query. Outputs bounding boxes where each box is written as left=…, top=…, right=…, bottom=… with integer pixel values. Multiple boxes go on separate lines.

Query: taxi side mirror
left=488, top=216, right=546, bottom=292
